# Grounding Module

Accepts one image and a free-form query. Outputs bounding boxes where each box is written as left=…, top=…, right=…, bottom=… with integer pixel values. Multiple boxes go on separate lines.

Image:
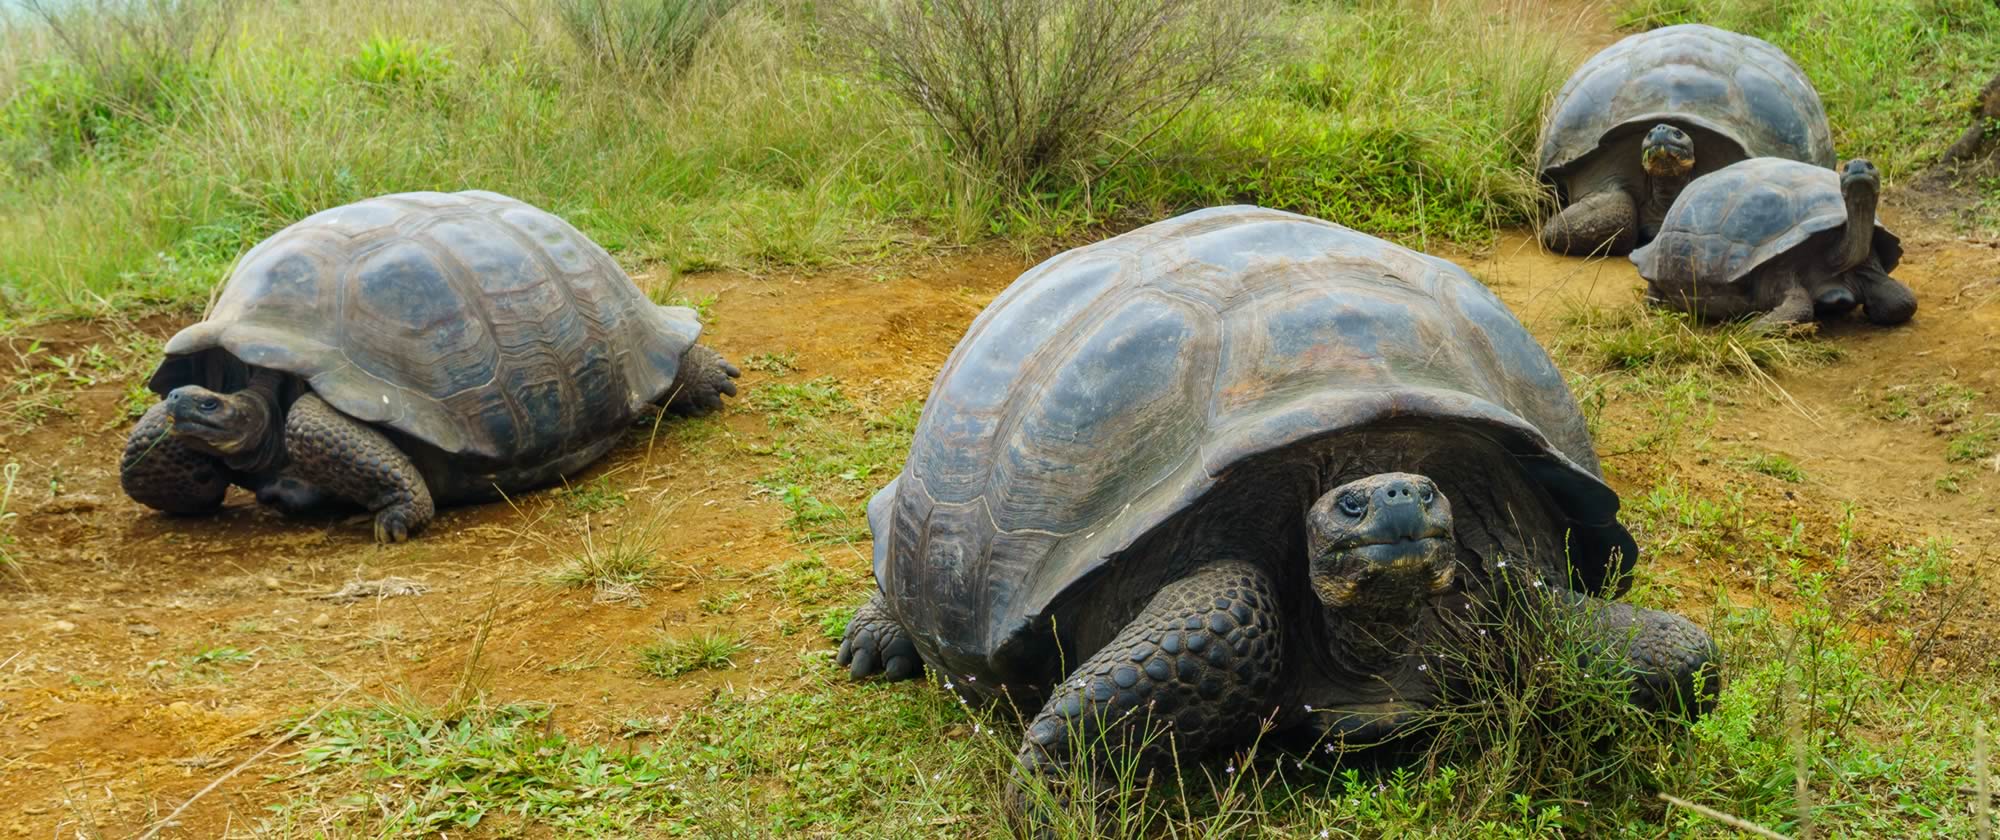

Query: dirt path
left=1, top=203, right=1993, bottom=836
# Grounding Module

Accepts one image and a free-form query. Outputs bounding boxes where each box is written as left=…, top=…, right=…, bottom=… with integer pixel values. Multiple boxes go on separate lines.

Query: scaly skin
left=666, top=344, right=741, bottom=417
left=283, top=394, right=435, bottom=542
left=119, top=401, right=231, bottom=514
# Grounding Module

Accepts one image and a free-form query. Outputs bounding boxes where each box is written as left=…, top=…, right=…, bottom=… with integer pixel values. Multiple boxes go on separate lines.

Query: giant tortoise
left=119, top=190, right=739, bottom=542
left=1632, top=157, right=1915, bottom=329
left=837, top=205, right=1717, bottom=797
left=1538, top=23, right=1835, bottom=256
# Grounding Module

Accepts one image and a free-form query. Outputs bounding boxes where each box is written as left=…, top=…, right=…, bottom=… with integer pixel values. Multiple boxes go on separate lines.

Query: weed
left=344, top=35, right=453, bottom=88
left=636, top=628, right=747, bottom=678
left=1935, top=469, right=1970, bottom=494
left=555, top=474, right=627, bottom=514
left=1741, top=452, right=1806, bottom=483
left=548, top=519, right=661, bottom=600
left=698, top=589, right=747, bottom=615
left=118, top=381, right=153, bottom=420
left=1946, top=419, right=1999, bottom=463
left=817, top=602, right=857, bottom=643
left=1871, top=381, right=1981, bottom=427
left=743, top=350, right=799, bottom=375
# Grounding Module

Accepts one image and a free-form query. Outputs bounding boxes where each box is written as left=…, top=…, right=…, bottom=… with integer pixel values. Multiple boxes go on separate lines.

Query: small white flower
left=1323, top=743, right=1336, bottom=754
left=1532, top=580, right=1544, bottom=588
left=966, top=675, right=976, bottom=682
left=973, top=724, right=983, bottom=735
left=1417, top=664, right=1428, bottom=672
left=1478, top=629, right=1487, bottom=636
left=1303, top=703, right=1314, bottom=712
left=1225, top=765, right=1236, bottom=775
left=944, top=681, right=955, bottom=690
left=1496, top=561, right=1507, bottom=568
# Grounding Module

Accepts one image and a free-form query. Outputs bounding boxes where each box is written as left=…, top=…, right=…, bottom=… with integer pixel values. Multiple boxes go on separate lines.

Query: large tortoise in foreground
left=120, top=190, right=739, bottom=541
left=838, top=206, right=1717, bottom=798
left=1538, top=23, right=1835, bottom=256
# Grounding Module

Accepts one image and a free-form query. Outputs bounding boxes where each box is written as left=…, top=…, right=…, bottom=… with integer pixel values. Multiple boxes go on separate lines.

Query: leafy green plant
left=637, top=628, right=747, bottom=678
left=344, top=35, right=454, bottom=88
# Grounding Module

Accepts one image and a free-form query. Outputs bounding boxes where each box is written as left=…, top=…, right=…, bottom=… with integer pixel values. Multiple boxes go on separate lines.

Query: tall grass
left=0, top=0, right=1582, bottom=320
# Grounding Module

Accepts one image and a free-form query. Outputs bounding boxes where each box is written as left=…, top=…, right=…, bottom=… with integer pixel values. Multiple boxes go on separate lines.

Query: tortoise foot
left=837, top=593, right=922, bottom=681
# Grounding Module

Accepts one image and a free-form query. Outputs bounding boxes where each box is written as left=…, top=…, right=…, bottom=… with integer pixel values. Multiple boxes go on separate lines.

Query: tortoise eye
left=1419, top=486, right=1435, bottom=504
left=1338, top=496, right=1366, bottom=517
left=198, top=398, right=222, bottom=412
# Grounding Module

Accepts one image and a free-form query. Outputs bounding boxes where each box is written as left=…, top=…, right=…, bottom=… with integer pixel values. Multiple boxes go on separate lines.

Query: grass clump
left=1557, top=304, right=1839, bottom=376
left=547, top=520, right=663, bottom=601
left=831, top=0, right=1271, bottom=192
left=552, top=0, right=741, bottom=82
left=636, top=628, right=748, bottom=679
left=0, top=462, right=19, bottom=573
left=1741, top=452, right=1806, bottom=482
left=1946, top=419, right=1999, bottom=464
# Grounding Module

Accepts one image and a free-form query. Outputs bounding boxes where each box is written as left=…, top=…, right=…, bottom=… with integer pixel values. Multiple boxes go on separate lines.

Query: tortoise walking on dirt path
left=1538, top=23, right=1835, bottom=256
left=119, top=190, right=740, bottom=542
left=837, top=206, right=1717, bottom=802
left=1632, top=157, right=1915, bottom=330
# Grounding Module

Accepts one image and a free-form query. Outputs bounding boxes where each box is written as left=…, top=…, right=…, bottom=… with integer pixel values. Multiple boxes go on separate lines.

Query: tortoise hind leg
left=1542, top=188, right=1638, bottom=256
left=283, top=394, right=435, bottom=543
left=837, top=593, right=923, bottom=681
left=1010, top=563, right=1283, bottom=818
left=665, top=344, right=740, bottom=417
left=120, top=401, right=231, bottom=514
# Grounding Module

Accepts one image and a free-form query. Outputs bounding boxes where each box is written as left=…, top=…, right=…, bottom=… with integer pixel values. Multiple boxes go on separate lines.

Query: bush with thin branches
left=551, top=0, right=742, bottom=82
left=830, top=0, right=1271, bottom=192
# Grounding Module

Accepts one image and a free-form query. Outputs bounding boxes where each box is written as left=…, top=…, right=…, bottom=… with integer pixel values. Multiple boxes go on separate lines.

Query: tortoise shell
left=148, top=190, right=701, bottom=471
left=868, top=205, right=1635, bottom=685
left=1630, top=157, right=1902, bottom=289
left=1538, top=24, right=1835, bottom=186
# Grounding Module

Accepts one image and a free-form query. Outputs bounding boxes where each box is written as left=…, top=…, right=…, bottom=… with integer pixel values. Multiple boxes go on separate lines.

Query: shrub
left=831, top=0, right=1272, bottom=192
left=551, top=0, right=741, bottom=82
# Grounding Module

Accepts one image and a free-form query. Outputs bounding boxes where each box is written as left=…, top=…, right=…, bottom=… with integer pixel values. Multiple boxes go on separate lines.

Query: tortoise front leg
left=1851, top=256, right=1917, bottom=325
left=1541, top=187, right=1638, bottom=256
left=120, top=401, right=231, bottom=514
left=283, top=394, right=435, bottom=543
left=1557, top=590, right=1720, bottom=716
left=1011, top=562, right=1283, bottom=815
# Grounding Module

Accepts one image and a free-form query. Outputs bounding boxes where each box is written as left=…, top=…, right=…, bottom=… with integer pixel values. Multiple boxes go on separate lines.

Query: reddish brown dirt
left=1, top=207, right=1995, bottom=836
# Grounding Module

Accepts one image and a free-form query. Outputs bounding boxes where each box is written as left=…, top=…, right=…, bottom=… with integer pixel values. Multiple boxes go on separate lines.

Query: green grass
left=0, top=463, right=22, bottom=572
left=0, top=0, right=1580, bottom=321
left=748, top=377, right=921, bottom=542
left=1946, top=419, right=1999, bottom=463
left=1557, top=304, right=1840, bottom=377
left=635, top=628, right=749, bottom=679
left=1741, top=452, right=1806, bottom=483
left=547, top=519, right=664, bottom=599
left=1614, top=0, right=2000, bottom=191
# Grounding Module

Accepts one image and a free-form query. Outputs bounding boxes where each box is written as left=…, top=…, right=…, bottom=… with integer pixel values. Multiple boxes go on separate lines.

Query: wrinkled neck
left=1830, top=188, right=1877, bottom=272
left=1320, top=600, right=1431, bottom=677
left=222, top=369, right=288, bottom=475
left=1640, top=171, right=1691, bottom=238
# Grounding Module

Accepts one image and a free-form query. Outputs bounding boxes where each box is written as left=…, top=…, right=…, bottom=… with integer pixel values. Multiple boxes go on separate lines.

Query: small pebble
left=262, top=577, right=282, bottom=590
left=103, top=582, right=129, bottom=594
left=46, top=620, right=76, bottom=633
left=168, top=701, right=193, bottom=714
left=129, top=624, right=160, bottom=637
left=311, top=612, right=332, bottom=628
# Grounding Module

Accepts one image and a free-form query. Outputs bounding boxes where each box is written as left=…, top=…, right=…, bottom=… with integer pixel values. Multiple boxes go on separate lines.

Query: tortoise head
left=164, top=384, right=275, bottom=457
left=1305, top=473, right=1456, bottom=612
left=1640, top=123, right=1695, bottom=178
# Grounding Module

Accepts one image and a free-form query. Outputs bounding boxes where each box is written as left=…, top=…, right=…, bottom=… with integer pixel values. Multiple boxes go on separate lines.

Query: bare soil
left=1, top=206, right=1996, bottom=836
